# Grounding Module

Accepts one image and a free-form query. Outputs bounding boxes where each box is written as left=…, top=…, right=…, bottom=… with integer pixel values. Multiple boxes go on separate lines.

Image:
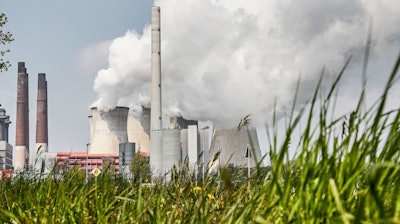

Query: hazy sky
left=0, top=0, right=399, bottom=155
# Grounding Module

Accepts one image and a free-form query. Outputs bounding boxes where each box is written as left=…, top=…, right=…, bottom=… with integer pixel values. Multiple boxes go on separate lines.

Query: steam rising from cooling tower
left=35, top=73, right=48, bottom=155
left=92, top=0, right=400, bottom=128
left=15, top=62, right=29, bottom=171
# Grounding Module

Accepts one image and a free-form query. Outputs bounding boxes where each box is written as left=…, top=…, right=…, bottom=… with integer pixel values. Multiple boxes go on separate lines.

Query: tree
left=0, top=13, right=14, bottom=72
left=130, top=153, right=151, bottom=183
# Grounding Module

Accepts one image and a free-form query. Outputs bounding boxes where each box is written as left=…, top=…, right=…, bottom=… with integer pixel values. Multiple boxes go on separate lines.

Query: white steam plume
left=92, top=0, right=400, bottom=128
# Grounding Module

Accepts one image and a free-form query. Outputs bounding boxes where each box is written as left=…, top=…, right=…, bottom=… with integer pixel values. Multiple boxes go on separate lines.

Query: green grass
left=1, top=54, right=400, bottom=223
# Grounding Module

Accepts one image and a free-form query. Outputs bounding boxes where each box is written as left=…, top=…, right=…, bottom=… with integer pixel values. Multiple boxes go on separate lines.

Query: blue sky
left=0, top=1, right=153, bottom=152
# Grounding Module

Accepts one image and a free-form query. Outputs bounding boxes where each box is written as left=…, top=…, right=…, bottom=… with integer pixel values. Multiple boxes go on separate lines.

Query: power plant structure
left=209, top=128, right=262, bottom=171
left=0, top=106, right=13, bottom=170
left=14, top=62, right=29, bottom=171
left=6, top=6, right=263, bottom=178
left=147, top=6, right=210, bottom=177
left=32, top=73, right=51, bottom=172
left=150, top=6, right=164, bottom=175
left=13, top=62, right=53, bottom=172
left=127, top=107, right=150, bottom=153
left=35, top=73, right=48, bottom=155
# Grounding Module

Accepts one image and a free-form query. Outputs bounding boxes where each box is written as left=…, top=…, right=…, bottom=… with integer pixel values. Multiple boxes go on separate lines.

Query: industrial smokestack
left=150, top=6, right=163, bottom=174
left=15, top=62, right=29, bottom=171
left=35, top=73, right=48, bottom=155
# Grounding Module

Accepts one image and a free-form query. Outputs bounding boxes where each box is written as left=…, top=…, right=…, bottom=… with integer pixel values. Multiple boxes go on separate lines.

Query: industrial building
left=0, top=106, right=13, bottom=170
left=83, top=6, right=259, bottom=178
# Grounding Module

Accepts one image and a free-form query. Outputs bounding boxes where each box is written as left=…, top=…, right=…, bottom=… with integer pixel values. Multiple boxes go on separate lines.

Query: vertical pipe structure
left=35, top=73, right=48, bottom=156
left=150, top=6, right=163, bottom=175
left=25, top=67, right=29, bottom=167
left=15, top=62, right=29, bottom=171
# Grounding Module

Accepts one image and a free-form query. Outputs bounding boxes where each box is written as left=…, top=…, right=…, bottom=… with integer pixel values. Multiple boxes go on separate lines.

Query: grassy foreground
left=1, top=55, right=400, bottom=223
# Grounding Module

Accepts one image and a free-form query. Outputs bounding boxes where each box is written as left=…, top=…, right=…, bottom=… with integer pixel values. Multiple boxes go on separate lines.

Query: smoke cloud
left=91, top=0, right=400, bottom=128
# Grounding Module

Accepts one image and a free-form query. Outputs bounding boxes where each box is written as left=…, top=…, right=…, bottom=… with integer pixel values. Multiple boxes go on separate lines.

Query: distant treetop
left=0, top=13, right=14, bottom=72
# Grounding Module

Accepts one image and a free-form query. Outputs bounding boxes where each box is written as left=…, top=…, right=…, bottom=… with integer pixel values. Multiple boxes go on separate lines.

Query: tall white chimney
left=150, top=6, right=163, bottom=175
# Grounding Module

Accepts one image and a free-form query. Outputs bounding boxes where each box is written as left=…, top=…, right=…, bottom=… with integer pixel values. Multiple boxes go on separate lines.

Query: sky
left=0, top=0, right=400, bottom=155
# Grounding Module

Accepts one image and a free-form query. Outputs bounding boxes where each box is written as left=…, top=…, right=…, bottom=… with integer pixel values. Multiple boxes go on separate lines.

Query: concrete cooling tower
left=89, top=107, right=129, bottom=154
left=127, top=107, right=150, bottom=153
left=209, top=129, right=261, bottom=169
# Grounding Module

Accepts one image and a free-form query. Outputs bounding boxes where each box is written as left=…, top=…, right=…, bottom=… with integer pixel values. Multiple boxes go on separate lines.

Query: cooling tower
left=35, top=73, right=48, bottom=155
left=209, top=128, right=261, bottom=169
left=162, top=129, right=181, bottom=173
left=15, top=62, right=29, bottom=171
left=89, top=107, right=129, bottom=154
left=128, top=107, right=150, bottom=153
left=150, top=6, right=163, bottom=174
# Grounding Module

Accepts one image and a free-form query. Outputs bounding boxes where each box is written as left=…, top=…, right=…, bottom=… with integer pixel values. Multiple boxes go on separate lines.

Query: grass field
left=1, top=54, right=400, bottom=223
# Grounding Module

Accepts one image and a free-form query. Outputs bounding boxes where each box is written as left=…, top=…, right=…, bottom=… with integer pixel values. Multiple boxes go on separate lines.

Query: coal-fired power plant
left=150, top=6, right=164, bottom=175
left=6, top=6, right=263, bottom=177
left=14, top=62, right=29, bottom=171
left=35, top=73, right=48, bottom=155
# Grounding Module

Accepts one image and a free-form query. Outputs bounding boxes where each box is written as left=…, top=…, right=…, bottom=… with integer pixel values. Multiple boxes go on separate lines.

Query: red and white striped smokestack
left=15, top=62, right=29, bottom=171
left=35, top=73, right=48, bottom=155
